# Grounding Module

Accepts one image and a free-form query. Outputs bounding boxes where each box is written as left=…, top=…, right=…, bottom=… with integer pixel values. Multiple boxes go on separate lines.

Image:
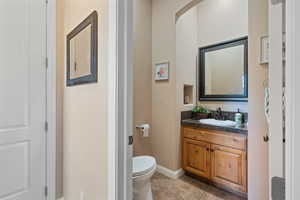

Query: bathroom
left=0, top=0, right=290, bottom=199
left=132, top=0, right=268, bottom=199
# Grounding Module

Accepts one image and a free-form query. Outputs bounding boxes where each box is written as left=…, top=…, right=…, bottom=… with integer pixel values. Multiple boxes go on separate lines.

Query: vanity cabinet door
left=183, top=138, right=211, bottom=179
left=210, top=144, right=247, bottom=193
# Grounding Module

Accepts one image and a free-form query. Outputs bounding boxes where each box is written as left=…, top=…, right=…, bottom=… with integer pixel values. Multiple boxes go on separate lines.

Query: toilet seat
left=133, top=156, right=156, bottom=177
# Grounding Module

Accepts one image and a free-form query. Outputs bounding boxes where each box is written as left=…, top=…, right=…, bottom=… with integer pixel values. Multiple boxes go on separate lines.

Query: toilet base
left=133, top=177, right=153, bottom=200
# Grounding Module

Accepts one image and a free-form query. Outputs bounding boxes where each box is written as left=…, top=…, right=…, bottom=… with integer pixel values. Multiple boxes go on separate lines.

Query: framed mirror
left=66, top=11, right=98, bottom=86
left=199, top=37, right=248, bottom=101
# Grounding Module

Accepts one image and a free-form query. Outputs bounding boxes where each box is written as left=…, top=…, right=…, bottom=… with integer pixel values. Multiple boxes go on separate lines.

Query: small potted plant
left=192, top=105, right=210, bottom=120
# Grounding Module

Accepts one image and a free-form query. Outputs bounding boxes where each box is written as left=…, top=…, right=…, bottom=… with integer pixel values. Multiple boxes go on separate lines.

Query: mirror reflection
left=204, top=43, right=245, bottom=95
left=69, top=25, right=92, bottom=79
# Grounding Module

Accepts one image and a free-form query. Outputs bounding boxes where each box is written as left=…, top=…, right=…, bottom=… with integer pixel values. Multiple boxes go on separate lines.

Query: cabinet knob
left=210, top=149, right=214, bottom=152
left=206, top=147, right=210, bottom=151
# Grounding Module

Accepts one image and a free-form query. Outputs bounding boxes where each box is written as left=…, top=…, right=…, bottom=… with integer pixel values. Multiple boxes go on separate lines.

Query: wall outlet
left=80, top=192, right=85, bottom=200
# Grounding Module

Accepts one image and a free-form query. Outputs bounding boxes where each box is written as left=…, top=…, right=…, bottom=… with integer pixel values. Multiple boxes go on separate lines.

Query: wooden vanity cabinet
left=182, top=126, right=247, bottom=195
left=183, top=139, right=211, bottom=179
left=210, top=144, right=247, bottom=193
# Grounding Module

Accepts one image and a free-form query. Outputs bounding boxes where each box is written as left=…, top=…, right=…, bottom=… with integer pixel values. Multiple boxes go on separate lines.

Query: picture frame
left=66, top=11, right=98, bottom=87
left=155, top=62, right=169, bottom=81
left=198, top=37, right=248, bottom=102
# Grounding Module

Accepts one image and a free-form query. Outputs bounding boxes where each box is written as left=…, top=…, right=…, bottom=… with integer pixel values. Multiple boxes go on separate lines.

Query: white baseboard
left=156, top=165, right=185, bottom=179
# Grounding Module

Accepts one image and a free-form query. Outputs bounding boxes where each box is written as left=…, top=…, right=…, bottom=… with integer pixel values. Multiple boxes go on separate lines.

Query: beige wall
left=56, top=0, right=64, bottom=197
left=196, top=0, right=248, bottom=46
left=248, top=0, right=269, bottom=198
left=133, top=0, right=153, bottom=156
left=152, top=0, right=194, bottom=171
left=63, top=0, right=108, bottom=199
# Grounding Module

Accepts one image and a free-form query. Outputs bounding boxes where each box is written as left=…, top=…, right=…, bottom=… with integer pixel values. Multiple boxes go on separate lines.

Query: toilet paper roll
left=140, top=124, right=150, bottom=137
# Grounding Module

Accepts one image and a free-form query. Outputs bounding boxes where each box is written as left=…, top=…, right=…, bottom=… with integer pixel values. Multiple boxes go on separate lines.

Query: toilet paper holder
left=135, top=124, right=150, bottom=137
left=136, top=125, right=147, bottom=129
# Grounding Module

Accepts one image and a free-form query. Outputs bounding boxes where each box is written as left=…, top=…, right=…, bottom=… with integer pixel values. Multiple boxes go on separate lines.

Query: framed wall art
left=155, top=62, right=169, bottom=81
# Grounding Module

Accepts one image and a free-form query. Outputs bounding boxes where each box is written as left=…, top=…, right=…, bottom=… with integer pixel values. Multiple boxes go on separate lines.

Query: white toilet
left=133, top=156, right=157, bottom=200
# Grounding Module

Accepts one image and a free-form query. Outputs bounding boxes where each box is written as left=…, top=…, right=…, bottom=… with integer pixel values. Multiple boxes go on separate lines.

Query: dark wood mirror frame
left=198, top=37, right=248, bottom=102
left=66, top=11, right=98, bottom=87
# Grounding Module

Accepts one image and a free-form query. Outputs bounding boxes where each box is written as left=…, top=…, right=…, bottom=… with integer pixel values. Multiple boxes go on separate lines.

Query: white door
left=0, top=0, right=47, bottom=200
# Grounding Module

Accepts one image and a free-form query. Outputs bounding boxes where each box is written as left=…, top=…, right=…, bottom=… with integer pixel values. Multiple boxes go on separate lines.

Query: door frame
left=108, top=0, right=133, bottom=199
left=46, top=0, right=57, bottom=200
left=285, top=0, right=300, bottom=199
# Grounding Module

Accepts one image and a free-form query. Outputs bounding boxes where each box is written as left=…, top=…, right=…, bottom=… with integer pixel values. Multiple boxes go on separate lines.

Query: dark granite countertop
left=181, top=119, right=248, bottom=135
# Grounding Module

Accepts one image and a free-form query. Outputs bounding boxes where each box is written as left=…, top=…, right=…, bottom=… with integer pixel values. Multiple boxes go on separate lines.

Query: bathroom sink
left=199, top=119, right=237, bottom=127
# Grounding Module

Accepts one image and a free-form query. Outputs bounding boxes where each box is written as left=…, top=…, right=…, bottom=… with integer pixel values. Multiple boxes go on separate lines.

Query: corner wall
left=152, top=0, right=194, bottom=171
left=133, top=0, right=153, bottom=156
left=63, top=0, right=108, bottom=199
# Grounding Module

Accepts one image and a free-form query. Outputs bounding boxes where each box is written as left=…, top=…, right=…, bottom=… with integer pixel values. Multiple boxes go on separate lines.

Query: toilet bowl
left=133, top=156, right=157, bottom=200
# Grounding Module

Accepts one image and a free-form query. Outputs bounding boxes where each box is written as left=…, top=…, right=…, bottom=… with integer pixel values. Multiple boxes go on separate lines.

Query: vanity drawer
left=183, top=127, right=207, bottom=141
left=183, top=126, right=247, bottom=151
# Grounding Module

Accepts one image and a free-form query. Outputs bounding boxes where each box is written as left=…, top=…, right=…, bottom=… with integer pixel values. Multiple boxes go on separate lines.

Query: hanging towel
left=265, top=87, right=270, bottom=124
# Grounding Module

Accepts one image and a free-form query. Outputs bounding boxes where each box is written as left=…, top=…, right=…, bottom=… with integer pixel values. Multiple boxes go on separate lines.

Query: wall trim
left=156, top=165, right=185, bottom=179
left=47, top=0, right=57, bottom=200
left=107, top=0, right=117, bottom=199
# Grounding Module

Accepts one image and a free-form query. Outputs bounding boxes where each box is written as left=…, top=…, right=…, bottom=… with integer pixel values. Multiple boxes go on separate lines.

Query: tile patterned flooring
left=151, top=173, right=246, bottom=200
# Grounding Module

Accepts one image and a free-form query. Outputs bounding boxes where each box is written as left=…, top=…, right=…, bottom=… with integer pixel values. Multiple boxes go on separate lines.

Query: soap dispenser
left=235, top=109, right=242, bottom=126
